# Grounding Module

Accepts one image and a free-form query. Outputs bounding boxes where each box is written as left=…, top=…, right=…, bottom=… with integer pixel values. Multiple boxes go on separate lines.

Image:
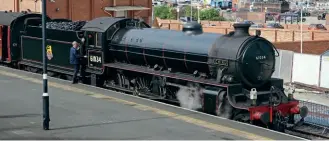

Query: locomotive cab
left=82, top=31, right=104, bottom=72
left=81, top=17, right=152, bottom=70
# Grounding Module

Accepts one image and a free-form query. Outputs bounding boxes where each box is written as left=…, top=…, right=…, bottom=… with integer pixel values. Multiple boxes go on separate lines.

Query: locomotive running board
left=104, top=83, right=168, bottom=101
left=104, top=63, right=228, bottom=88
left=19, top=60, right=73, bottom=75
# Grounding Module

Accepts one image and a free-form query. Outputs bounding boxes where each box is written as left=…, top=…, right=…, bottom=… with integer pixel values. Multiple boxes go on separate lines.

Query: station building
left=0, top=0, right=152, bottom=24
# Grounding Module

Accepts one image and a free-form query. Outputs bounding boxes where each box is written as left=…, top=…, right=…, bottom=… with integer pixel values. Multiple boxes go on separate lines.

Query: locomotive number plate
left=88, top=50, right=103, bottom=69
left=213, top=59, right=229, bottom=66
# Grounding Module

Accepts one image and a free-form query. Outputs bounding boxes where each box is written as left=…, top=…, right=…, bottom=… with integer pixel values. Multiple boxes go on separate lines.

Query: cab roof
left=81, top=17, right=150, bottom=33
left=81, top=17, right=127, bottom=33
left=0, top=11, right=24, bottom=26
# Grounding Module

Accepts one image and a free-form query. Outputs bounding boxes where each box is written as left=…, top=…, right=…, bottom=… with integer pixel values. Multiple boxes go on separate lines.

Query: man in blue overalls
left=70, top=41, right=84, bottom=84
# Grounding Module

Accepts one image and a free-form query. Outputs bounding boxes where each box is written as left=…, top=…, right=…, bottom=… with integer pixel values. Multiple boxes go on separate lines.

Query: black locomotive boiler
left=0, top=12, right=308, bottom=132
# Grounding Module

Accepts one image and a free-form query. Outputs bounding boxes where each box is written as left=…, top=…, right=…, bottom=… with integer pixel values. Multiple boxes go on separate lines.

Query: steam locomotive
left=0, top=11, right=308, bottom=131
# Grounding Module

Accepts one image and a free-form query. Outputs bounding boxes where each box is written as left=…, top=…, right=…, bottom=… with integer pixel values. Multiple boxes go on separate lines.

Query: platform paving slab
left=0, top=66, right=304, bottom=140
left=0, top=74, right=247, bottom=140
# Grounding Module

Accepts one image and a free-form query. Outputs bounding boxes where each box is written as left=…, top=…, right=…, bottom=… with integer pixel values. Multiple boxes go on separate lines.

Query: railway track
left=286, top=122, right=329, bottom=140
left=293, top=82, right=329, bottom=94
left=1, top=63, right=329, bottom=139
left=78, top=80, right=329, bottom=140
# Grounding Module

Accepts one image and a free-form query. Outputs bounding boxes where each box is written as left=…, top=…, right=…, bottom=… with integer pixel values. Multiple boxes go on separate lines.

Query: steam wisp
left=176, top=86, right=202, bottom=110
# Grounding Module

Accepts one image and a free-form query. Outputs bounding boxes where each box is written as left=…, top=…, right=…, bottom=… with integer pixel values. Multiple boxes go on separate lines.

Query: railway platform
left=0, top=66, right=305, bottom=140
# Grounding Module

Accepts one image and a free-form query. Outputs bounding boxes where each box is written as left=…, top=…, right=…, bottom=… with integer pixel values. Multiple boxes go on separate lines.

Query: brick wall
left=47, top=0, right=109, bottom=21
left=133, top=0, right=151, bottom=22
left=235, top=12, right=266, bottom=23
left=156, top=19, right=329, bottom=42
left=0, top=0, right=41, bottom=13
left=274, top=40, right=329, bottom=55
left=0, top=0, right=16, bottom=11
left=47, top=0, right=152, bottom=23
left=0, top=0, right=152, bottom=24
left=157, top=18, right=329, bottom=30
left=93, top=0, right=113, bottom=19
left=155, top=18, right=329, bottom=54
left=47, top=0, right=69, bottom=19
left=20, top=0, right=41, bottom=13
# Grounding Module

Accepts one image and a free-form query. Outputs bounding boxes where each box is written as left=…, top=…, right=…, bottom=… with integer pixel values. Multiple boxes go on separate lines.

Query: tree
left=154, top=5, right=226, bottom=21
left=182, top=6, right=226, bottom=21
left=154, top=5, right=176, bottom=20
left=183, top=5, right=198, bottom=20
left=199, top=8, right=226, bottom=21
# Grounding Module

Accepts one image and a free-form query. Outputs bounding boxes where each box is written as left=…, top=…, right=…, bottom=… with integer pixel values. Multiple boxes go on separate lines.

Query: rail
left=287, top=122, right=329, bottom=139
left=291, top=100, right=329, bottom=139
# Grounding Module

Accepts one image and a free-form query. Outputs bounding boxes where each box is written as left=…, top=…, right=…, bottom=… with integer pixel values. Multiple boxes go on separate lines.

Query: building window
left=115, top=11, right=127, bottom=18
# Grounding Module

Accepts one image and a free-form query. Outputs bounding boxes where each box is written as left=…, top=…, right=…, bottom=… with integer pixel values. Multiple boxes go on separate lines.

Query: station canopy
left=104, top=6, right=150, bottom=12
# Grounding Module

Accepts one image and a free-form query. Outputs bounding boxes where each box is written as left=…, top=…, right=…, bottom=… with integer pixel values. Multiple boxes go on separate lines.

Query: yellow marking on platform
left=0, top=70, right=273, bottom=140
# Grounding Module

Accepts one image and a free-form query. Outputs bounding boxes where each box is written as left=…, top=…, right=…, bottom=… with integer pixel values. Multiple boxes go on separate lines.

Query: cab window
left=107, top=23, right=120, bottom=40
left=87, top=32, right=102, bottom=48
left=87, top=33, right=95, bottom=47
left=96, top=33, right=102, bottom=47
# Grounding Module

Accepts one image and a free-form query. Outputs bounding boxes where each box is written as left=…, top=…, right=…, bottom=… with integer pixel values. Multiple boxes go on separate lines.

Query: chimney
left=232, top=23, right=251, bottom=37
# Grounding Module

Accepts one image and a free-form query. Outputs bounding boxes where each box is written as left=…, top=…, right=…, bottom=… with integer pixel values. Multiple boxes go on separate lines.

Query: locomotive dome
left=182, top=21, right=203, bottom=35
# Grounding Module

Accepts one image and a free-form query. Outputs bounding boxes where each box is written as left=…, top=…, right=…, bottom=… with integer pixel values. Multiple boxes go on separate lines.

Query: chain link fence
left=295, top=100, right=329, bottom=127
